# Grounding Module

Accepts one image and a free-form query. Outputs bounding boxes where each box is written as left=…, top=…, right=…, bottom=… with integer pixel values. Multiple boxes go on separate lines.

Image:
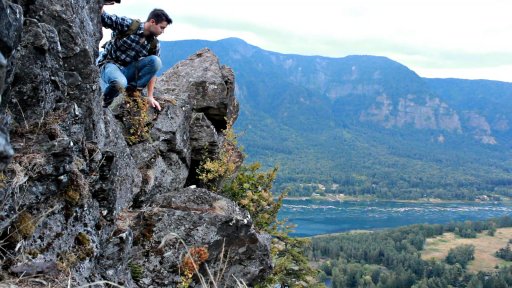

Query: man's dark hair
left=147, top=9, right=172, bottom=25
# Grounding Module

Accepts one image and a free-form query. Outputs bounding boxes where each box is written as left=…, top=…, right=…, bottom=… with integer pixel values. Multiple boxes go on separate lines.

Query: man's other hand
left=148, top=97, right=161, bottom=111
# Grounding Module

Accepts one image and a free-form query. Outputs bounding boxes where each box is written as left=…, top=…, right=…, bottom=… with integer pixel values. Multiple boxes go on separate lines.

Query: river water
left=277, top=199, right=512, bottom=237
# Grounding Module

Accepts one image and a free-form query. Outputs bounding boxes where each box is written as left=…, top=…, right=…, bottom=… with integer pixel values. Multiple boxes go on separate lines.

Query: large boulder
left=124, top=187, right=271, bottom=287
left=155, top=49, right=241, bottom=187
left=156, top=48, right=239, bottom=132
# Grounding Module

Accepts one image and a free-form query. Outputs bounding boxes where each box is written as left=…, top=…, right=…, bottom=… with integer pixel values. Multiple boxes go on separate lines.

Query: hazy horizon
left=102, top=0, right=512, bottom=83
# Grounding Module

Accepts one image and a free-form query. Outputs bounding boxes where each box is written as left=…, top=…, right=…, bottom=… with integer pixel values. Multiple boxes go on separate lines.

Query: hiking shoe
left=103, top=94, right=115, bottom=108
left=109, top=94, right=125, bottom=115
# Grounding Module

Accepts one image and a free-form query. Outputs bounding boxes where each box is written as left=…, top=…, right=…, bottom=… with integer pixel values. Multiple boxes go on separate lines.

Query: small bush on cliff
left=223, top=164, right=323, bottom=287
left=262, top=230, right=323, bottom=288
left=117, top=88, right=153, bottom=145
left=197, top=123, right=324, bottom=287
left=223, top=163, right=281, bottom=230
left=179, top=246, right=209, bottom=287
left=197, top=120, right=282, bottom=231
left=197, top=119, right=242, bottom=191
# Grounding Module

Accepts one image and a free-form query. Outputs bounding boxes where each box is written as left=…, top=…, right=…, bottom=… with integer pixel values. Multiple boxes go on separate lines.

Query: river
left=277, top=198, right=512, bottom=237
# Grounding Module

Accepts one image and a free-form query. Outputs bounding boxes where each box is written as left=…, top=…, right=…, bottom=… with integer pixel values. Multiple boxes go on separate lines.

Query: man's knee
left=147, top=55, right=162, bottom=72
left=109, top=78, right=128, bottom=90
left=101, top=63, right=128, bottom=91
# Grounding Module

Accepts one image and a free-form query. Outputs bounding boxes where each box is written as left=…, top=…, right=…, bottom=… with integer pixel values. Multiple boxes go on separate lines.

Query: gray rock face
left=128, top=188, right=271, bottom=287
left=0, top=0, right=22, bottom=170
left=360, top=94, right=462, bottom=132
left=154, top=49, right=241, bottom=187
left=0, top=114, right=13, bottom=170
left=0, top=47, right=13, bottom=170
left=0, top=51, right=6, bottom=96
left=0, top=0, right=23, bottom=58
left=156, top=48, right=239, bottom=132
left=0, top=1, right=270, bottom=287
left=359, top=93, right=502, bottom=144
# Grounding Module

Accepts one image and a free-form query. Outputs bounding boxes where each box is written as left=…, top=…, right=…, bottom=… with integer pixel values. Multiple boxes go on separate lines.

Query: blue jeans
left=99, top=55, right=162, bottom=104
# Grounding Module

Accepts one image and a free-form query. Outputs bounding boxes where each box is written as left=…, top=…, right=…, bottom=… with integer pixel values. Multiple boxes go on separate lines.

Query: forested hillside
left=309, top=217, right=512, bottom=287
left=160, top=38, right=512, bottom=200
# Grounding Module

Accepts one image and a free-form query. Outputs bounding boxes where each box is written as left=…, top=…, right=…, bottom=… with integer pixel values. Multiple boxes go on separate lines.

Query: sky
left=102, top=0, right=512, bottom=82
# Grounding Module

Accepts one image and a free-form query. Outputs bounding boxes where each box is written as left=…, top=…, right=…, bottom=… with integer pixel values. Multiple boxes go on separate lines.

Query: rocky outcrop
left=0, top=1, right=271, bottom=287
left=360, top=94, right=462, bottom=132
left=155, top=49, right=240, bottom=187
left=359, top=93, right=503, bottom=144
left=464, top=111, right=497, bottom=144
left=126, top=188, right=271, bottom=287
left=97, top=187, right=271, bottom=287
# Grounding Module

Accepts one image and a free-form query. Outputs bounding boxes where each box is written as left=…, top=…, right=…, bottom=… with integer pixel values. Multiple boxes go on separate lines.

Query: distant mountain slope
left=424, top=78, right=512, bottom=144
left=159, top=38, right=512, bottom=200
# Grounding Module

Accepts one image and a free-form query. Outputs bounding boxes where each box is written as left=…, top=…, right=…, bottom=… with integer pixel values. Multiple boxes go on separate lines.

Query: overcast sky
left=103, top=0, right=512, bottom=82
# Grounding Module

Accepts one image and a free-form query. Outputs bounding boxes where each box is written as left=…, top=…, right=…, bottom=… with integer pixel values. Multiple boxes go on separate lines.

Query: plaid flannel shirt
left=98, top=12, right=160, bottom=67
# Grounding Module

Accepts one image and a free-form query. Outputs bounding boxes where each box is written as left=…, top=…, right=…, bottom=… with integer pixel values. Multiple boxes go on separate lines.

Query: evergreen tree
left=445, top=245, right=475, bottom=268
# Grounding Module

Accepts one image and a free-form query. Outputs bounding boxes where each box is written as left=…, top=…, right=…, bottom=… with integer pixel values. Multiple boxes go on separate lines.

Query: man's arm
left=146, top=76, right=161, bottom=111
left=101, top=10, right=132, bottom=32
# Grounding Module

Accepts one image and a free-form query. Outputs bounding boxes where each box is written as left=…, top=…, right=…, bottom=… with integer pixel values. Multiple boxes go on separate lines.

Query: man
left=97, top=5, right=172, bottom=111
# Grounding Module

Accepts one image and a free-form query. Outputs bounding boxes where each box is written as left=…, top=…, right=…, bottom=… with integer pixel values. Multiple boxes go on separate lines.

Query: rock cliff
left=360, top=94, right=463, bottom=132
left=0, top=0, right=270, bottom=287
left=359, top=94, right=503, bottom=144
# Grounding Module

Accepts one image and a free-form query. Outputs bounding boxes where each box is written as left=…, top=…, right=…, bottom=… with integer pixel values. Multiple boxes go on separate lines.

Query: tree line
left=308, top=216, right=512, bottom=287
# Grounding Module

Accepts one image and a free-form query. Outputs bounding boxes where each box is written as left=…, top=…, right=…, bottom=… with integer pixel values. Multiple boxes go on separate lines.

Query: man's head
left=146, top=9, right=172, bottom=37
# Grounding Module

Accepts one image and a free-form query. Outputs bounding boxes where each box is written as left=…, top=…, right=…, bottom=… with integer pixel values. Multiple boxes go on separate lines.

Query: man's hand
left=147, top=97, right=161, bottom=111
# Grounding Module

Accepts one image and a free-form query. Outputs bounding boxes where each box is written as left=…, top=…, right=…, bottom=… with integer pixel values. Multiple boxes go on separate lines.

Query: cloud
left=103, top=0, right=512, bottom=82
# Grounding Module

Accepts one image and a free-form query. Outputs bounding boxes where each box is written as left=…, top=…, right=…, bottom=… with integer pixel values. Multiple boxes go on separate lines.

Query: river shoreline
left=279, top=197, right=512, bottom=237
left=283, top=193, right=512, bottom=204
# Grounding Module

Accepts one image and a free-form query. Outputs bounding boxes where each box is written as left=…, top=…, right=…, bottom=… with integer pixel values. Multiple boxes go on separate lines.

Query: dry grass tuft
left=118, top=88, right=154, bottom=145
